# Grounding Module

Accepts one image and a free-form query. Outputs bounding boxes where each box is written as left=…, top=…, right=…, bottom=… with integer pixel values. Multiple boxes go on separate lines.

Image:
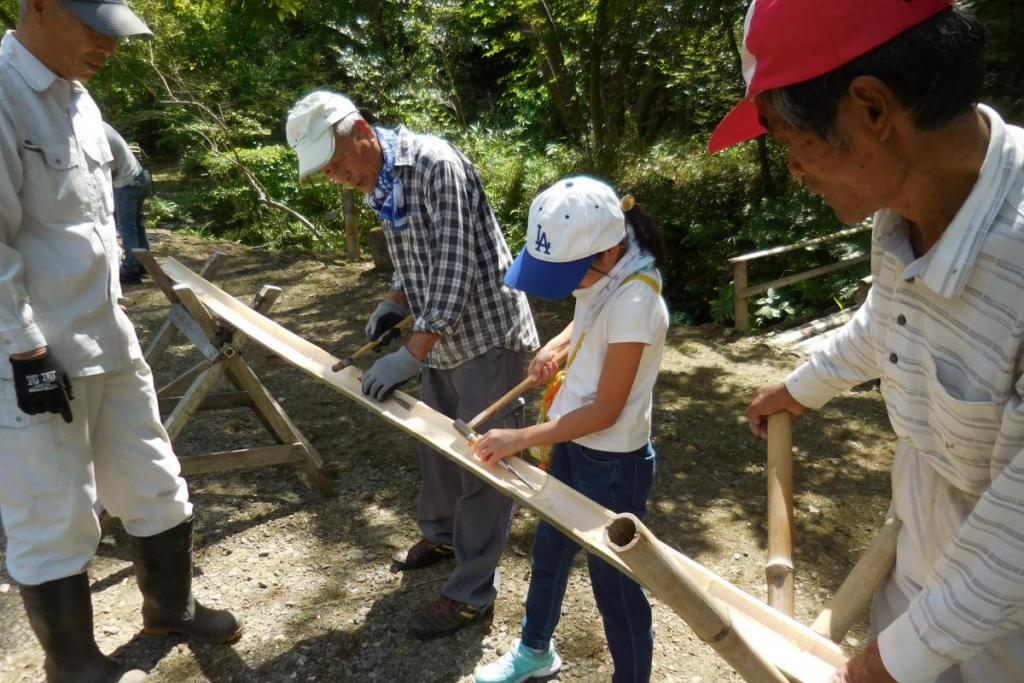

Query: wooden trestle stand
left=134, top=255, right=908, bottom=681
left=134, top=250, right=333, bottom=496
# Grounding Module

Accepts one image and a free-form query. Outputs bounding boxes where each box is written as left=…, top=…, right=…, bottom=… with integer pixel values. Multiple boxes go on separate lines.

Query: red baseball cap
left=708, top=0, right=954, bottom=153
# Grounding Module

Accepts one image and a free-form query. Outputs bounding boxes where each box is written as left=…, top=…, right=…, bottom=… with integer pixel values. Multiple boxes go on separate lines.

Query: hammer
left=332, top=314, right=414, bottom=371
left=452, top=346, right=568, bottom=438
left=452, top=346, right=569, bottom=490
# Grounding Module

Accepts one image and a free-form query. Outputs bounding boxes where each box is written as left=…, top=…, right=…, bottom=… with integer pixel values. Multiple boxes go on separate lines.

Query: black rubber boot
left=130, top=516, right=243, bottom=643
left=19, top=573, right=147, bottom=683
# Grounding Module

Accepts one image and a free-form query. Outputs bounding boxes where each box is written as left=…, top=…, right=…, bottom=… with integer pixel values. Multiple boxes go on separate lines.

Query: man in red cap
left=719, top=2, right=1024, bottom=682
left=1, top=2, right=241, bottom=681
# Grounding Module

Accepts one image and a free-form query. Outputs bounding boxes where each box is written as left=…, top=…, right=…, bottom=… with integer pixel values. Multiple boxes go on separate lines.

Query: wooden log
left=606, top=514, right=788, bottom=683
left=812, top=517, right=901, bottom=643
left=343, top=189, right=361, bottom=260
left=367, top=227, right=393, bottom=271
left=156, top=256, right=847, bottom=681
left=741, top=254, right=871, bottom=298
left=728, top=225, right=872, bottom=264
left=767, top=412, right=795, bottom=616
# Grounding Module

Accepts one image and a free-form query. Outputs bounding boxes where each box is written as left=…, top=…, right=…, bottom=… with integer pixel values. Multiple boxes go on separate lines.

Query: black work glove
left=11, top=350, right=74, bottom=423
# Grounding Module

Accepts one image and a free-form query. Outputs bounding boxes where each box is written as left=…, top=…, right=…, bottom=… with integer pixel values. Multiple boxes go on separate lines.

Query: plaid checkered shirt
left=370, top=126, right=538, bottom=369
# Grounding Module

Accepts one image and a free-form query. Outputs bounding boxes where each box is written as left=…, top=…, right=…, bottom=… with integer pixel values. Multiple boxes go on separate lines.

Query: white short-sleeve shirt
left=549, top=270, right=669, bottom=452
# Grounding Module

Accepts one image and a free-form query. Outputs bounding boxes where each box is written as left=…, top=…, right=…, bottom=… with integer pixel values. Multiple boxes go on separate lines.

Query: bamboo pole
left=606, top=514, right=788, bottom=683
left=812, top=517, right=901, bottom=643
left=766, top=412, right=795, bottom=616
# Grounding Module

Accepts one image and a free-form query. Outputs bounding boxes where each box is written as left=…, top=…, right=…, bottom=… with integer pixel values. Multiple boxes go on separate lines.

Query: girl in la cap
left=473, top=176, right=668, bottom=683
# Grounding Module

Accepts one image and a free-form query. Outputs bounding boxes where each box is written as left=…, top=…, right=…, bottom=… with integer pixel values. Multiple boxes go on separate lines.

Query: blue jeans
left=114, top=170, right=150, bottom=276
left=521, top=441, right=656, bottom=683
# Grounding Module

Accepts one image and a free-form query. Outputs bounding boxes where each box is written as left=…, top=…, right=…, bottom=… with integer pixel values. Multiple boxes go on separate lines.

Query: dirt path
left=0, top=229, right=895, bottom=682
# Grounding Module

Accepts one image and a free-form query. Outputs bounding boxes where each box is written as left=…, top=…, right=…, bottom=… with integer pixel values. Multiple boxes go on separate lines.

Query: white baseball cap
left=504, top=176, right=625, bottom=299
left=286, top=90, right=360, bottom=180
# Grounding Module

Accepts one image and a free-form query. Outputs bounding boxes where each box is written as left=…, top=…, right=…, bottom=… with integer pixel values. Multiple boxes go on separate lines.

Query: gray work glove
left=364, top=299, right=408, bottom=350
left=361, top=346, right=422, bottom=401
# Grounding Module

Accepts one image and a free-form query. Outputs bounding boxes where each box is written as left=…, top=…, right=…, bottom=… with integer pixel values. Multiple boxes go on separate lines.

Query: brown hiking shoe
left=409, top=594, right=492, bottom=638
left=390, top=539, right=454, bottom=572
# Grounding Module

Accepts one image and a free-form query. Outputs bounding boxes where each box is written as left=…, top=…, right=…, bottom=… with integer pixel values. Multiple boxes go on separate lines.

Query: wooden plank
left=223, top=355, right=334, bottom=496
left=740, top=254, right=870, bottom=298
left=164, top=362, right=226, bottom=441
left=158, top=284, right=282, bottom=397
left=138, top=250, right=226, bottom=365
left=158, top=391, right=254, bottom=415
left=158, top=359, right=213, bottom=397
left=167, top=303, right=221, bottom=361
left=728, top=225, right=871, bottom=264
left=179, top=444, right=305, bottom=476
left=157, top=256, right=846, bottom=682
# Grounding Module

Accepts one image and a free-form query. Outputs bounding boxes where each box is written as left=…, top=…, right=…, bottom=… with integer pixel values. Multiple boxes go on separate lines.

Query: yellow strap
left=622, top=271, right=661, bottom=295
left=563, top=331, right=586, bottom=372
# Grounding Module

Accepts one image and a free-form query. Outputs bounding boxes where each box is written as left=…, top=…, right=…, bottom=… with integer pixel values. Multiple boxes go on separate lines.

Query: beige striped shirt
left=786, top=105, right=1024, bottom=681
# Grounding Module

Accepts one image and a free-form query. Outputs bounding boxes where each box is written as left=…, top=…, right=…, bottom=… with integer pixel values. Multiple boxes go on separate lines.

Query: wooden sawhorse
left=135, top=249, right=333, bottom=496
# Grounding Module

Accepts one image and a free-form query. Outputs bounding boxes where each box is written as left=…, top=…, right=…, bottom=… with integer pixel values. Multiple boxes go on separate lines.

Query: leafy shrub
left=162, top=132, right=868, bottom=329
left=618, top=138, right=869, bottom=325
left=450, top=125, right=579, bottom=252
left=176, top=145, right=376, bottom=251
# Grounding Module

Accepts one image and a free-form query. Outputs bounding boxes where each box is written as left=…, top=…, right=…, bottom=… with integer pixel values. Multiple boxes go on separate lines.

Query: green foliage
left=451, top=125, right=580, bottom=251
left=66, top=0, right=1018, bottom=329
left=176, top=145, right=357, bottom=250
left=618, top=136, right=869, bottom=324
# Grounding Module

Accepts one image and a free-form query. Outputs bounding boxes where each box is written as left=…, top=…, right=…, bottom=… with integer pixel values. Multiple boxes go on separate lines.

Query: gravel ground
left=0, top=228, right=894, bottom=682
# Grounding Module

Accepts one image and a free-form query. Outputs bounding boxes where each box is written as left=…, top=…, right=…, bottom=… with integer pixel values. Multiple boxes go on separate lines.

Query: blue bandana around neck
left=367, top=126, right=408, bottom=232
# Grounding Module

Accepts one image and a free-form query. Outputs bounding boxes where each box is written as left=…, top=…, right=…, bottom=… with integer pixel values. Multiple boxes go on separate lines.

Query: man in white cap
left=717, top=1, right=1024, bottom=682
left=0, top=2, right=241, bottom=681
left=286, top=90, right=539, bottom=636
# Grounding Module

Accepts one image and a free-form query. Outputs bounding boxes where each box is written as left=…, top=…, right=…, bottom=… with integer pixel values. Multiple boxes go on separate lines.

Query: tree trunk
left=588, top=0, right=610, bottom=169
left=520, top=1, right=586, bottom=142
left=722, top=16, right=775, bottom=197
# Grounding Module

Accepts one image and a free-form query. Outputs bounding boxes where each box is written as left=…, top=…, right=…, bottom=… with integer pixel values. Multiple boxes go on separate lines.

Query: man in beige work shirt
left=0, top=2, right=240, bottom=681
left=718, top=1, right=1024, bottom=682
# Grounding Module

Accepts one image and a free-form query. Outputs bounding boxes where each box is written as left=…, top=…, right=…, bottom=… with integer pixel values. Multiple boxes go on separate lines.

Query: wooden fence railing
left=728, top=224, right=872, bottom=331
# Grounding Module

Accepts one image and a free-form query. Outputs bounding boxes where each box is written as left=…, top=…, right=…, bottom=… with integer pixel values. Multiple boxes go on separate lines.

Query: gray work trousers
left=417, top=347, right=526, bottom=607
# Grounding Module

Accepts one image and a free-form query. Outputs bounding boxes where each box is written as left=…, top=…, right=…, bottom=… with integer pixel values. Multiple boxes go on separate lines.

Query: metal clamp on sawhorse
left=134, top=249, right=334, bottom=496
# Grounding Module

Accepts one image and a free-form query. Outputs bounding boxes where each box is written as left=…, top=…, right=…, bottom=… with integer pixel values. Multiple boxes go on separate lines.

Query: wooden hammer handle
left=467, top=345, right=569, bottom=431
left=332, top=314, right=413, bottom=371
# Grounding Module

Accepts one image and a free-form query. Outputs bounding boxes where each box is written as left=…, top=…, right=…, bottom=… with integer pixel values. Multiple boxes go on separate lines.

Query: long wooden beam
left=156, top=256, right=846, bottom=682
